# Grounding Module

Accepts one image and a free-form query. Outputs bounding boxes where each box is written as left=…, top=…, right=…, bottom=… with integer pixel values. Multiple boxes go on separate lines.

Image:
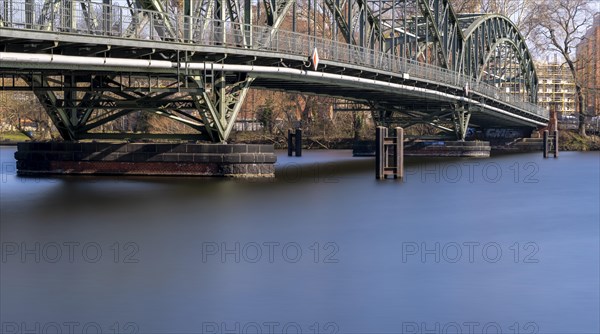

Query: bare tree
left=533, top=0, right=594, bottom=136
left=483, top=0, right=539, bottom=40
left=0, top=91, right=19, bottom=132
left=449, top=1, right=539, bottom=42
left=0, top=89, right=54, bottom=140
left=449, top=0, right=481, bottom=13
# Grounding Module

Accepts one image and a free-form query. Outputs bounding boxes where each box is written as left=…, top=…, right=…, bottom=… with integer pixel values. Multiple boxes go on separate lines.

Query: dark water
left=0, top=146, right=598, bottom=334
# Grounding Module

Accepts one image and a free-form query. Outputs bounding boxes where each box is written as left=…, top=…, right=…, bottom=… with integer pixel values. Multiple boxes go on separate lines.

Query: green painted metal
left=459, top=14, right=538, bottom=104
left=0, top=0, right=543, bottom=142
left=452, top=107, right=471, bottom=141
left=24, top=74, right=76, bottom=140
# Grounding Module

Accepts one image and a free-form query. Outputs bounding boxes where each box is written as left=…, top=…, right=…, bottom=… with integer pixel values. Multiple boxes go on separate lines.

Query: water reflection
left=1, top=147, right=599, bottom=333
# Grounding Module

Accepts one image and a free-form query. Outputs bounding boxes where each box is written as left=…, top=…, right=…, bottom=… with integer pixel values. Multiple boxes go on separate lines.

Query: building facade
left=576, top=13, right=599, bottom=117
left=535, top=56, right=577, bottom=116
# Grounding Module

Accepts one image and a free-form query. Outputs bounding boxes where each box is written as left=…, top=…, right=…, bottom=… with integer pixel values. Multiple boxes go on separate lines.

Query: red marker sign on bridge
left=311, top=47, right=319, bottom=71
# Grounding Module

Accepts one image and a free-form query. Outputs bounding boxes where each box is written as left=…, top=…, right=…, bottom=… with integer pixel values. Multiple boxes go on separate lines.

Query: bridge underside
left=251, top=76, right=538, bottom=128
left=0, top=0, right=548, bottom=142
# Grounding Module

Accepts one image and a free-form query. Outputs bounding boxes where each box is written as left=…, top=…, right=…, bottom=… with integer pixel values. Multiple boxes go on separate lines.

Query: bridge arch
left=459, top=14, right=538, bottom=104
left=0, top=0, right=548, bottom=143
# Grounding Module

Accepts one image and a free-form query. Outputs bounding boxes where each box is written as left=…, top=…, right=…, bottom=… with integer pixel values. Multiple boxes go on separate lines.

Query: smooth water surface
left=1, top=147, right=598, bottom=333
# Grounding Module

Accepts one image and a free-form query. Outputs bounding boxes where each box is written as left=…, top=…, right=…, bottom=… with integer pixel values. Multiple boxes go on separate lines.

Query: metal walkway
left=0, top=0, right=549, bottom=142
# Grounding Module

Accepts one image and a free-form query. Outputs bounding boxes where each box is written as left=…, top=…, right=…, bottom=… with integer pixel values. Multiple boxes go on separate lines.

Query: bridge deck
left=0, top=0, right=549, bottom=140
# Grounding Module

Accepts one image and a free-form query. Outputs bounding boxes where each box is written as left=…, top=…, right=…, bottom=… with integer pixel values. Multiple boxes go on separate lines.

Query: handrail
left=0, top=0, right=548, bottom=120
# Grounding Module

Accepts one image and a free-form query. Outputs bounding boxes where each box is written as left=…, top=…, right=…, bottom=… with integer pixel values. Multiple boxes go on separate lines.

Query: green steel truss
left=0, top=0, right=540, bottom=141
left=318, top=0, right=538, bottom=139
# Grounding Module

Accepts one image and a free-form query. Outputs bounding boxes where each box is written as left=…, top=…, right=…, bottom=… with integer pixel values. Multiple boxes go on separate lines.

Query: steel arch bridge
left=0, top=0, right=548, bottom=142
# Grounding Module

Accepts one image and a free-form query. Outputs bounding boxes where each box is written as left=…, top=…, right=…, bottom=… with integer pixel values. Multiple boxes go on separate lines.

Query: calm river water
left=0, top=146, right=598, bottom=334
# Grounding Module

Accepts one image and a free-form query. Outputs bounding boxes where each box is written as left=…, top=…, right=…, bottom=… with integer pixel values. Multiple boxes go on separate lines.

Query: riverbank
left=0, top=131, right=30, bottom=145
left=233, top=130, right=600, bottom=151
left=230, top=132, right=357, bottom=149
left=4, top=130, right=599, bottom=151
left=558, top=131, right=600, bottom=151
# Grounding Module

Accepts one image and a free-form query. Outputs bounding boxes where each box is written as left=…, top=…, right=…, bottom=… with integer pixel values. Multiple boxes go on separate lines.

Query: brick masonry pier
left=15, top=142, right=277, bottom=177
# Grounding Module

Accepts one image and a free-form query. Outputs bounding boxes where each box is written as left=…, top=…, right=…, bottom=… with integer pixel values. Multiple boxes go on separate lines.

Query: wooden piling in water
left=375, top=126, right=404, bottom=180
left=295, top=128, right=302, bottom=157
left=287, top=128, right=302, bottom=157
left=376, top=126, right=386, bottom=179
left=543, top=129, right=559, bottom=158
left=287, top=129, right=293, bottom=157
left=395, top=127, right=404, bottom=180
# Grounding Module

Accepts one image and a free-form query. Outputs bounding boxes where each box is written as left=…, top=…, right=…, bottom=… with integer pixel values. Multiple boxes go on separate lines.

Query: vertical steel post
left=216, top=71, right=226, bottom=127
left=359, top=2, right=364, bottom=48
left=553, top=130, right=559, bottom=158
left=118, top=6, right=122, bottom=36
left=292, top=2, right=296, bottom=32
left=71, top=0, right=76, bottom=30
left=414, top=16, right=418, bottom=61
left=295, top=128, right=302, bottom=157
left=288, top=128, right=293, bottom=156
left=60, top=0, right=73, bottom=31
left=184, top=0, right=193, bottom=41
left=103, top=0, right=112, bottom=35
left=395, top=127, right=404, bottom=180
left=378, top=0, right=382, bottom=52
left=332, top=0, right=337, bottom=40
left=543, top=129, right=549, bottom=158
left=3, top=0, right=12, bottom=26
left=215, top=0, right=225, bottom=44
left=402, top=0, right=406, bottom=58
left=308, top=0, right=311, bottom=37
left=322, top=0, right=325, bottom=39
left=347, top=0, right=351, bottom=44
left=375, top=126, right=385, bottom=179
left=287, top=128, right=302, bottom=157
left=425, top=19, right=428, bottom=61
left=391, top=0, right=395, bottom=55
left=333, top=0, right=338, bottom=57
left=313, top=0, right=316, bottom=42
left=25, top=0, right=33, bottom=29
left=66, top=74, right=77, bottom=125
left=244, top=0, right=252, bottom=45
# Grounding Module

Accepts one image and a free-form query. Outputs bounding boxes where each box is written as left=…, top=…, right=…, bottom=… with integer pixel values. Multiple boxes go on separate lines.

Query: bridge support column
left=375, top=127, right=404, bottom=180
left=287, top=128, right=302, bottom=157
left=188, top=72, right=254, bottom=143
left=543, top=130, right=559, bottom=158
left=19, top=65, right=252, bottom=143
left=452, top=108, right=471, bottom=141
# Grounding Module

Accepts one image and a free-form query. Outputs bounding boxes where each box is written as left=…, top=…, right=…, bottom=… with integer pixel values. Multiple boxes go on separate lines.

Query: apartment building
left=535, top=56, right=577, bottom=116
left=576, top=13, right=599, bottom=117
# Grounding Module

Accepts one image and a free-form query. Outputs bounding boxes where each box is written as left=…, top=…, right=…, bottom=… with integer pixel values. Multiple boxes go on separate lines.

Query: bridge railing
left=0, top=1, right=548, bottom=120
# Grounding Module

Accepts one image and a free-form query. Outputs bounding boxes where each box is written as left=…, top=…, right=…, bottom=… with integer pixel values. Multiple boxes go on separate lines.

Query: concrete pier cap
left=15, top=142, right=277, bottom=177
